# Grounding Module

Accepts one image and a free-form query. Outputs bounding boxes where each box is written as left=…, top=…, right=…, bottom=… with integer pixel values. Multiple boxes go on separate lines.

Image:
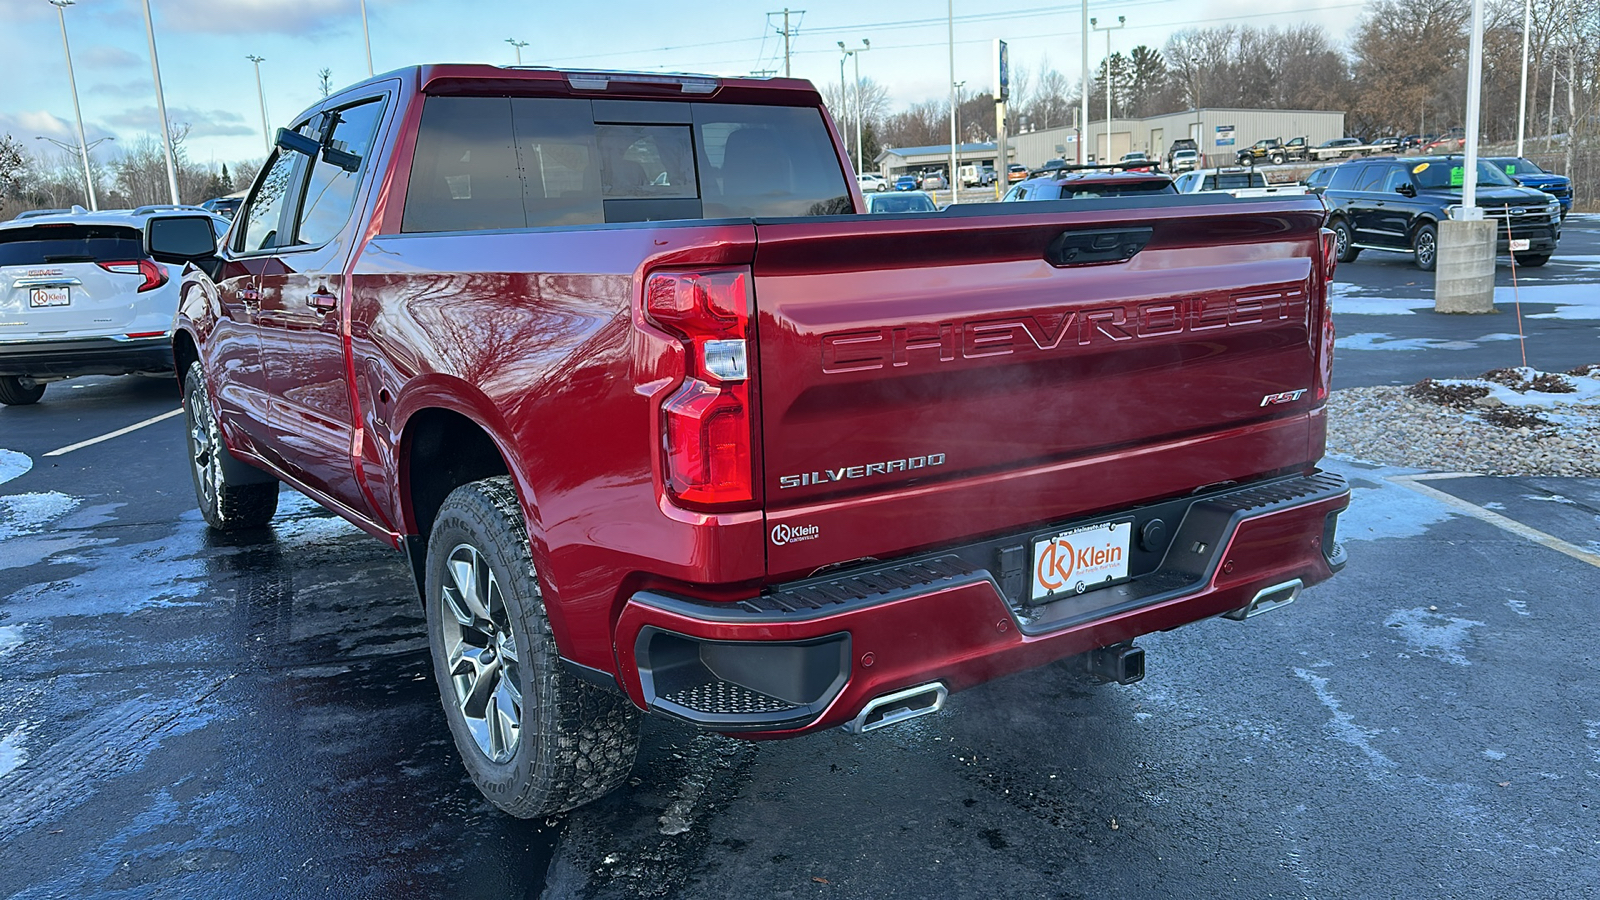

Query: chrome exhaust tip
left=1224, top=578, right=1304, bottom=621
left=841, top=682, right=948, bottom=734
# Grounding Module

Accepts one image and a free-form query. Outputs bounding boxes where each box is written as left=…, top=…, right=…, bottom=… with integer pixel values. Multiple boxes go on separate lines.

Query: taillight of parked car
left=644, top=269, right=758, bottom=510
left=1315, top=228, right=1337, bottom=402
left=97, top=259, right=169, bottom=293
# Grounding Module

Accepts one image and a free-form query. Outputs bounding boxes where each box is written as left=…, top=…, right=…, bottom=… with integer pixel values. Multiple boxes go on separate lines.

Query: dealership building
left=874, top=108, right=1348, bottom=176
left=1011, top=108, right=1346, bottom=168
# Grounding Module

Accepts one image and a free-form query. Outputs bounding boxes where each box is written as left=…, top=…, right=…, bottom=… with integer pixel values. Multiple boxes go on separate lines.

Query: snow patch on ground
left=1434, top=368, right=1600, bottom=410
left=1336, top=332, right=1525, bottom=351
left=0, top=450, right=31, bottom=487
left=0, top=624, right=26, bottom=656
left=0, top=724, right=29, bottom=778
left=1294, top=668, right=1397, bottom=771
left=1384, top=607, right=1485, bottom=666
left=1322, top=462, right=1459, bottom=542
left=1329, top=281, right=1600, bottom=318
left=0, top=492, right=81, bottom=541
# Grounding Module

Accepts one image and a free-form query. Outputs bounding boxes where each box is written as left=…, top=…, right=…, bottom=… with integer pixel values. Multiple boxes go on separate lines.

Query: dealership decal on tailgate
left=1031, top=520, right=1132, bottom=601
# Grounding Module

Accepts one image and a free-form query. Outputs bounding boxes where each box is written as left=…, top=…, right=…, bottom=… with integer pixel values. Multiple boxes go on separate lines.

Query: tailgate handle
left=1045, top=227, right=1153, bottom=267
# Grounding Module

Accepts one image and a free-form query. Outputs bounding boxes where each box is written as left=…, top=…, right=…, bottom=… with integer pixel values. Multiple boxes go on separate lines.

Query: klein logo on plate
left=1031, top=520, right=1131, bottom=601
left=771, top=523, right=820, bottom=546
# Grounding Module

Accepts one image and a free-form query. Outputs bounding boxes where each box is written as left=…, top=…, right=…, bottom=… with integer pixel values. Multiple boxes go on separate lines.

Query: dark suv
left=1322, top=156, right=1562, bottom=270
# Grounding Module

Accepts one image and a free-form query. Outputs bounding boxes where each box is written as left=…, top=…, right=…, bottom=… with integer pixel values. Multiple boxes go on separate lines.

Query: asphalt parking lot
left=2, top=219, right=1598, bottom=899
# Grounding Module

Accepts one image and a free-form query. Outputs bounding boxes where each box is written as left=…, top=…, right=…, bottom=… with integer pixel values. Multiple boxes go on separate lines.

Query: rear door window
left=1353, top=165, right=1386, bottom=193
left=0, top=225, right=144, bottom=267
left=295, top=97, right=387, bottom=246
left=1327, top=164, right=1366, bottom=192
left=401, top=96, right=851, bottom=233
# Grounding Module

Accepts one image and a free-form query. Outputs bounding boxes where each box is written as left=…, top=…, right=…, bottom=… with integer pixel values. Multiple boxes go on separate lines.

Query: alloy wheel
left=439, top=543, right=523, bottom=764
left=186, top=381, right=221, bottom=513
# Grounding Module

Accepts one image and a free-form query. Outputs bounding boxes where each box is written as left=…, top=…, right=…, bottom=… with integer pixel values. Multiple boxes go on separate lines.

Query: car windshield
left=0, top=224, right=146, bottom=267
left=1410, top=159, right=1518, bottom=190
left=867, top=194, right=937, bottom=213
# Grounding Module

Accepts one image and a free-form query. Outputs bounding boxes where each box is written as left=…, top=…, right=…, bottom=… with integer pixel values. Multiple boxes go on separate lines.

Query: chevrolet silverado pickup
left=149, top=65, right=1350, bottom=817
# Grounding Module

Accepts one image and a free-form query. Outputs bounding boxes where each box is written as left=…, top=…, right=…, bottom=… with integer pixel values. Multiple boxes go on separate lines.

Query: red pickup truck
left=148, top=65, right=1349, bottom=817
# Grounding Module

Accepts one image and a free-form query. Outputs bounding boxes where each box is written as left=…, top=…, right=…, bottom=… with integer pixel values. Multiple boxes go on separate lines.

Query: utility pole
left=360, top=0, right=373, bottom=76
left=838, top=46, right=851, bottom=168
left=769, top=9, right=803, bottom=78
left=247, top=55, right=269, bottom=154
left=947, top=0, right=957, bottom=204
left=1079, top=0, right=1089, bottom=165
left=1092, top=15, right=1125, bottom=165
left=995, top=38, right=1008, bottom=200
left=507, top=38, right=528, bottom=66
left=47, top=0, right=97, bottom=211
left=140, top=0, right=181, bottom=205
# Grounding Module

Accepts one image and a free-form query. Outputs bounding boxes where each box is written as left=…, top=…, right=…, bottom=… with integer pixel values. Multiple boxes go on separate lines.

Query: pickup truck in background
left=1174, top=167, right=1310, bottom=198
left=149, top=64, right=1350, bottom=818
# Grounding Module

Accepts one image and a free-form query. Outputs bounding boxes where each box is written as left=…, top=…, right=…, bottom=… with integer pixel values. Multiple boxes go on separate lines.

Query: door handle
left=308, top=291, right=338, bottom=312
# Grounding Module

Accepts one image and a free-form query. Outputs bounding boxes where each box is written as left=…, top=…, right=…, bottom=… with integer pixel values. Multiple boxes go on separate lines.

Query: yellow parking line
left=1386, top=472, right=1600, bottom=569
left=43, top=407, right=184, bottom=457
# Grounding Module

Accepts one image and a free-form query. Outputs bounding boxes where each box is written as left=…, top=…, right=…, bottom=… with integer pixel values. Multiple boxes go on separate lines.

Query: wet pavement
left=2, top=235, right=1599, bottom=898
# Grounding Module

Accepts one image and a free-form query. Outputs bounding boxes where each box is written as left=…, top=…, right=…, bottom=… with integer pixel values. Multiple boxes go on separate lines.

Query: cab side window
left=1327, top=164, right=1365, bottom=192
left=238, top=151, right=300, bottom=253
left=296, top=98, right=387, bottom=246
left=1380, top=166, right=1411, bottom=193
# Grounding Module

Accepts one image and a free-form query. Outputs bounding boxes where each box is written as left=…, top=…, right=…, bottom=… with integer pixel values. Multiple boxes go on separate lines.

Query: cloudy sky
left=2, top=0, right=1368, bottom=170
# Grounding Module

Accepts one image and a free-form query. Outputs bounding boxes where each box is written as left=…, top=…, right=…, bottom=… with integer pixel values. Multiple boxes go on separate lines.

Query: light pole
left=1515, top=0, right=1531, bottom=157
left=839, top=39, right=870, bottom=177
left=247, top=55, right=270, bottom=154
left=360, top=0, right=373, bottom=76
left=47, top=0, right=98, bottom=211
left=947, top=0, right=958, bottom=204
left=1092, top=15, right=1125, bottom=165
left=36, top=135, right=113, bottom=208
left=506, top=39, right=528, bottom=66
left=139, top=0, right=181, bottom=204
left=1079, top=0, right=1089, bottom=165
left=837, top=45, right=852, bottom=170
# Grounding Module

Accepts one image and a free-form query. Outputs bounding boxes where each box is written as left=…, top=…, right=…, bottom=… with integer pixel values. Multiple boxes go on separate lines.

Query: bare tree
left=319, top=68, right=333, bottom=98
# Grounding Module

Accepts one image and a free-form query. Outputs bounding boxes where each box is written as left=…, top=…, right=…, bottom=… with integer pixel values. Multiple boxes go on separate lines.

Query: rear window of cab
left=401, top=97, right=853, bottom=232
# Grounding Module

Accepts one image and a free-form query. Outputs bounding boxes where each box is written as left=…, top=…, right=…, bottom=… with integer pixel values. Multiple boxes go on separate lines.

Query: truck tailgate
left=752, top=196, right=1330, bottom=577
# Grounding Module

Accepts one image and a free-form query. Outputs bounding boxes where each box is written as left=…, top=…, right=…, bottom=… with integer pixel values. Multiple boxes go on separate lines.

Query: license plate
left=1031, top=519, right=1133, bottom=602
left=1509, top=239, right=1531, bottom=251
left=29, top=287, right=69, bottom=308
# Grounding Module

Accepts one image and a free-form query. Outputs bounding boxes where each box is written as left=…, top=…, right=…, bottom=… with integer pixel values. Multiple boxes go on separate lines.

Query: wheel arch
left=172, top=327, right=199, bottom=392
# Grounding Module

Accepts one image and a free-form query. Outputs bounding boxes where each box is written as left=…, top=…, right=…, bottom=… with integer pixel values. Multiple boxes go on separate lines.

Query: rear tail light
left=97, top=259, right=169, bottom=293
left=645, top=269, right=757, bottom=510
left=1314, top=228, right=1337, bottom=402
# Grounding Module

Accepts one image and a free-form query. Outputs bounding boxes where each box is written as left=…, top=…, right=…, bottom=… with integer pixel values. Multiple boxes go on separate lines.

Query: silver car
left=0, top=205, right=228, bottom=405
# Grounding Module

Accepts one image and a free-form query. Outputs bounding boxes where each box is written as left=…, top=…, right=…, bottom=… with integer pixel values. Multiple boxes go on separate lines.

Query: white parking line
left=43, top=407, right=185, bottom=457
left=1387, top=472, right=1600, bottom=570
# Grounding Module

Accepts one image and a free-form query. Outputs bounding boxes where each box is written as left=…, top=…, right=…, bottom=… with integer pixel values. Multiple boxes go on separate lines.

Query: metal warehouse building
left=1010, top=108, right=1347, bottom=168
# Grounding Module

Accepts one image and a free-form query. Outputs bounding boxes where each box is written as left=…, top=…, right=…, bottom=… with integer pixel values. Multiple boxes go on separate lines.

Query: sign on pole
left=994, top=39, right=1009, bottom=102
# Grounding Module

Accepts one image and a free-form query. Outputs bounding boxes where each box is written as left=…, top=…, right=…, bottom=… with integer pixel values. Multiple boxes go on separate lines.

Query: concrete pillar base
left=1434, top=219, right=1497, bottom=314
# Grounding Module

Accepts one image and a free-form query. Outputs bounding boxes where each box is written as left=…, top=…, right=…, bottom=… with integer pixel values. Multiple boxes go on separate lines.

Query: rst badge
left=1031, top=520, right=1132, bottom=602
left=1260, top=389, right=1308, bottom=407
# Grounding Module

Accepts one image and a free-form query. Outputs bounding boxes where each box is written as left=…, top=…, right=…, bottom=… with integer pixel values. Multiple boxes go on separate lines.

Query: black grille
left=661, top=679, right=799, bottom=715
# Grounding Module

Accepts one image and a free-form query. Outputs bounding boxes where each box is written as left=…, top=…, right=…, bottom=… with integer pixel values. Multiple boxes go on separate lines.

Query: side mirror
left=1396, top=182, right=1417, bottom=197
left=276, top=127, right=319, bottom=158
left=146, top=215, right=219, bottom=264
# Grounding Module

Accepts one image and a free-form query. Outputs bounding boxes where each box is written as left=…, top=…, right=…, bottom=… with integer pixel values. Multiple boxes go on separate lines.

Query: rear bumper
left=0, top=335, right=174, bottom=378
left=614, top=470, right=1350, bottom=737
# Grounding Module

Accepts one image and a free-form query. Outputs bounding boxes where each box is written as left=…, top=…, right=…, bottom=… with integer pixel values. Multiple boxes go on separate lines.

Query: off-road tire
left=1331, top=219, right=1361, bottom=263
left=183, top=363, right=279, bottom=529
left=424, top=476, right=640, bottom=818
left=0, top=376, right=46, bottom=406
left=1514, top=252, right=1550, bottom=267
left=1412, top=223, right=1438, bottom=271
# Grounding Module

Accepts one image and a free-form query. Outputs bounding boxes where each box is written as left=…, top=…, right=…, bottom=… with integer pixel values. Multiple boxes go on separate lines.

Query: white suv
left=0, top=205, right=228, bottom=405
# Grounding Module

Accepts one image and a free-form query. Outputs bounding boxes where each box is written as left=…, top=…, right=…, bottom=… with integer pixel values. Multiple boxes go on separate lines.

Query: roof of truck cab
left=328, top=64, right=822, bottom=105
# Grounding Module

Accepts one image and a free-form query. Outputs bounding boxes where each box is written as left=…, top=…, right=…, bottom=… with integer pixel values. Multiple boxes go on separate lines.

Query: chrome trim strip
left=842, top=682, right=948, bottom=734
left=13, top=276, right=84, bottom=288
